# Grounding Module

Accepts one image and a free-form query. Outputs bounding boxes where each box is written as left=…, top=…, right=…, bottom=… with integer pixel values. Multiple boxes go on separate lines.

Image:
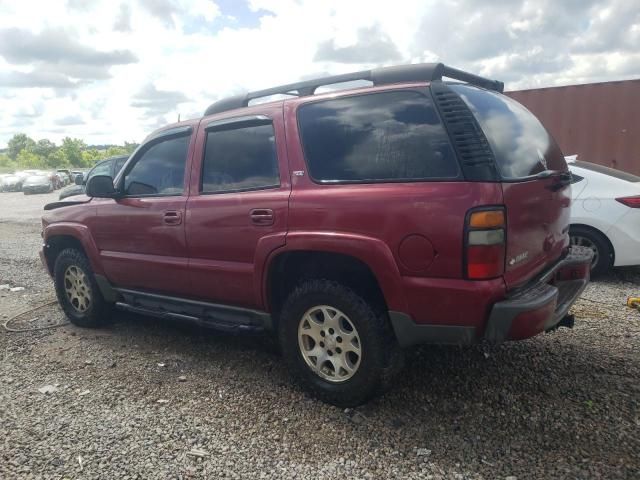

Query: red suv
left=41, top=63, right=592, bottom=406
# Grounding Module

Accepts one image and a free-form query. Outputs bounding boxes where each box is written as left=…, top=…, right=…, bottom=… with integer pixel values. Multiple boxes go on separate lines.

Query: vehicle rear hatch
left=449, top=84, right=571, bottom=289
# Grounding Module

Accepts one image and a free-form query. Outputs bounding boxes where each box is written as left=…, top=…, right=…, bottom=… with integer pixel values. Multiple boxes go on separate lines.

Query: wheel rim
left=64, top=265, right=92, bottom=313
left=570, top=235, right=599, bottom=268
left=297, top=305, right=362, bottom=383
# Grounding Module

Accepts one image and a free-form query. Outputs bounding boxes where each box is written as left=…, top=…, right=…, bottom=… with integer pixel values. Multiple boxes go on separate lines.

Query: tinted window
left=298, top=91, right=458, bottom=182
left=114, top=157, right=128, bottom=176
left=124, top=135, right=189, bottom=196
left=202, top=124, right=279, bottom=193
left=88, top=160, right=112, bottom=180
left=450, top=84, right=567, bottom=179
left=573, top=161, right=640, bottom=182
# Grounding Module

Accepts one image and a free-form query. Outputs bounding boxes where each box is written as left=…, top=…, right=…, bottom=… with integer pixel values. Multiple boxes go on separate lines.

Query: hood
left=44, top=195, right=92, bottom=211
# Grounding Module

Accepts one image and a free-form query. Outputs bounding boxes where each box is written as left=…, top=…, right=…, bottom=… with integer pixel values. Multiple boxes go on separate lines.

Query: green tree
left=7, top=133, right=36, bottom=160
left=81, top=149, right=104, bottom=166
left=104, top=146, right=128, bottom=157
left=33, top=139, right=57, bottom=160
left=0, top=153, right=16, bottom=172
left=123, top=141, right=138, bottom=154
left=16, top=149, right=45, bottom=169
left=59, top=137, right=86, bottom=167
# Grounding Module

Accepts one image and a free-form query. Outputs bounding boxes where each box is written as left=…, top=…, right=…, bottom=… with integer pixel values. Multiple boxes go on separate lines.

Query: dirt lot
left=1, top=191, right=639, bottom=479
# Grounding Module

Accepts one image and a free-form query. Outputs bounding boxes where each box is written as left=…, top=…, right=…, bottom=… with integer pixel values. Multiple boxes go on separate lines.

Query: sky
left=0, top=0, right=638, bottom=147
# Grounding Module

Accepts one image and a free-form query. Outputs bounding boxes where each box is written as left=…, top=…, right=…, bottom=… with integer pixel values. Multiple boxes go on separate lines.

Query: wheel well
left=570, top=223, right=615, bottom=263
left=44, top=235, right=86, bottom=274
left=267, top=251, right=388, bottom=317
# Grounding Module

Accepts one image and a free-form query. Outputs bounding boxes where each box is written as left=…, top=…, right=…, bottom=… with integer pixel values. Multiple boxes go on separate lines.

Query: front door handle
left=250, top=208, right=274, bottom=226
left=163, top=210, right=182, bottom=225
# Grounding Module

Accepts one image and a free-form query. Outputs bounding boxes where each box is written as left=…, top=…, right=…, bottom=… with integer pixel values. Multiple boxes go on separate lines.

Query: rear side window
left=202, top=123, right=279, bottom=193
left=297, top=91, right=459, bottom=183
left=450, top=84, right=566, bottom=179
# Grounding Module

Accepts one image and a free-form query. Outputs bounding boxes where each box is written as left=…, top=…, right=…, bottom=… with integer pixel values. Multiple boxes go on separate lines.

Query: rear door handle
left=163, top=210, right=182, bottom=225
left=250, top=208, right=274, bottom=226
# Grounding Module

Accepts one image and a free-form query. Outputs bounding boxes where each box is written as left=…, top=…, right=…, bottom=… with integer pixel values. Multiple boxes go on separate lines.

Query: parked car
left=23, top=173, right=54, bottom=194
left=2, top=173, right=24, bottom=192
left=56, top=169, right=73, bottom=186
left=58, top=156, right=128, bottom=200
left=40, top=63, right=592, bottom=406
left=0, top=174, right=11, bottom=191
left=567, top=158, right=640, bottom=275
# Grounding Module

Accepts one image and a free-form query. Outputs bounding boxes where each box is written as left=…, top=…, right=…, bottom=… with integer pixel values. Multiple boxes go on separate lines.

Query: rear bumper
left=390, top=246, right=592, bottom=347
left=484, top=246, right=592, bottom=343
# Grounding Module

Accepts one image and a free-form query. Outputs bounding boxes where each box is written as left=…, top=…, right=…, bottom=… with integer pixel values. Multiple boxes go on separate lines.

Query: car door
left=90, top=125, right=195, bottom=296
left=186, top=105, right=290, bottom=309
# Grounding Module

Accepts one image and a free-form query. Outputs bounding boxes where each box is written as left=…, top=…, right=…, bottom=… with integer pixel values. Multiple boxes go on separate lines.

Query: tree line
left=0, top=133, right=138, bottom=172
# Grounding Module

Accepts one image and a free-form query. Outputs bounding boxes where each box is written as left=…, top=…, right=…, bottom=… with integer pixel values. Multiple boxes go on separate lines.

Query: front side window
left=201, top=123, right=279, bottom=193
left=114, top=156, right=128, bottom=176
left=88, top=160, right=111, bottom=180
left=124, top=135, right=189, bottom=196
left=297, top=91, right=459, bottom=183
left=450, top=84, right=567, bottom=179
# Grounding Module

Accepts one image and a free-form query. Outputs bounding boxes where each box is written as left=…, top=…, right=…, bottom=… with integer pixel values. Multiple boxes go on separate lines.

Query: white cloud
left=0, top=0, right=638, bottom=147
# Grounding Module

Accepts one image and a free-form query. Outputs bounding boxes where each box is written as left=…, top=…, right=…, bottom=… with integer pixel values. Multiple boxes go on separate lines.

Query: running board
left=114, top=288, right=272, bottom=333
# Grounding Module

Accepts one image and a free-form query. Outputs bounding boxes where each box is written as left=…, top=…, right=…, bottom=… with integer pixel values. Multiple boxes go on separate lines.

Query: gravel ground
left=1, top=191, right=639, bottom=479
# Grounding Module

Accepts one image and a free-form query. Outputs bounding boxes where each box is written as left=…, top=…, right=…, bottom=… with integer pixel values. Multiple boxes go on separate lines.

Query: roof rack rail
left=204, top=62, right=504, bottom=116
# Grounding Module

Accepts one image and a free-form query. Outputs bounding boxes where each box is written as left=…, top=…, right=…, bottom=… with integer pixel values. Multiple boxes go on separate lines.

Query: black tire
left=278, top=279, right=403, bottom=407
left=570, top=225, right=613, bottom=277
left=54, top=248, right=113, bottom=327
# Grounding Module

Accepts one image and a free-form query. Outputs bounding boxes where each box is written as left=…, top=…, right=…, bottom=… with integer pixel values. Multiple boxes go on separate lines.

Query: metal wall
left=506, top=79, right=640, bottom=175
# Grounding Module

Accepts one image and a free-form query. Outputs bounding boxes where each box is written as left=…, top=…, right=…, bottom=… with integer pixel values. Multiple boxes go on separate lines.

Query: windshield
left=450, top=84, right=567, bottom=179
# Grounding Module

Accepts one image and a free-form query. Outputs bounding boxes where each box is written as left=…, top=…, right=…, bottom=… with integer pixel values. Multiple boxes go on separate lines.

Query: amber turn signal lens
left=469, top=210, right=505, bottom=228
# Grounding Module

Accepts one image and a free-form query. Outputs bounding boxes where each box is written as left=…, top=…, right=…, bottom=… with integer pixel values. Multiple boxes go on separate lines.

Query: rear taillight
left=616, top=196, right=640, bottom=208
left=465, top=207, right=506, bottom=279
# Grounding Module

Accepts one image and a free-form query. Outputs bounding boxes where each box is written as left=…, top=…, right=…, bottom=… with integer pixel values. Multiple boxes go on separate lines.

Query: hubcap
left=297, top=305, right=361, bottom=383
left=64, top=265, right=92, bottom=312
left=570, top=235, right=599, bottom=269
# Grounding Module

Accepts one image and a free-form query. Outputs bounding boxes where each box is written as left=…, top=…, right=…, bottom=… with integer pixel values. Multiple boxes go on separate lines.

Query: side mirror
left=86, top=175, right=118, bottom=198
left=75, top=174, right=84, bottom=185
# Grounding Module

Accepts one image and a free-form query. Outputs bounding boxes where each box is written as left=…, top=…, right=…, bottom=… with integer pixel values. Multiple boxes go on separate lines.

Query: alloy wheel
left=297, top=305, right=362, bottom=383
left=64, top=265, right=92, bottom=312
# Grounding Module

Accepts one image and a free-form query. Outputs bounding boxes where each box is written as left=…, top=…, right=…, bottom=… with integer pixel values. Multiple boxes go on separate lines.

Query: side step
left=114, top=288, right=272, bottom=334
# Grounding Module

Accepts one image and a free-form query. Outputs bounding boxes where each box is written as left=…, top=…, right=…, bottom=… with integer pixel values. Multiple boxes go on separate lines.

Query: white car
left=567, top=159, right=640, bottom=275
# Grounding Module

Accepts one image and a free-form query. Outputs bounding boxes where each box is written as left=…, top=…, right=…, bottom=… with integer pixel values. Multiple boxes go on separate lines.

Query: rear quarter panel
left=283, top=91, right=505, bottom=324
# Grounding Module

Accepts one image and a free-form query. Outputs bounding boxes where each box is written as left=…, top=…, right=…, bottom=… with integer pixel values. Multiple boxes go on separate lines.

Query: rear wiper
left=534, top=169, right=563, bottom=179
left=540, top=170, right=572, bottom=191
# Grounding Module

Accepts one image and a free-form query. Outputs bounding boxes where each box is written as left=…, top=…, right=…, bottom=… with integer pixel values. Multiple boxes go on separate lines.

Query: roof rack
left=204, top=62, right=504, bottom=116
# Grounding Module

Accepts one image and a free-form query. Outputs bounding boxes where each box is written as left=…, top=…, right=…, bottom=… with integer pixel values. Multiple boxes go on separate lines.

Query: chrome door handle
left=250, top=209, right=274, bottom=226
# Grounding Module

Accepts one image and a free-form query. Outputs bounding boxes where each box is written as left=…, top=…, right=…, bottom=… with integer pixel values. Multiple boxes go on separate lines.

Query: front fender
left=43, top=222, right=104, bottom=275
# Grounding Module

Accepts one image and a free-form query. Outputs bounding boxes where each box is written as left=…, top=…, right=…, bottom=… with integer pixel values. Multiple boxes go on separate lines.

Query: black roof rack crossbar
left=204, top=63, right=504, bottom=116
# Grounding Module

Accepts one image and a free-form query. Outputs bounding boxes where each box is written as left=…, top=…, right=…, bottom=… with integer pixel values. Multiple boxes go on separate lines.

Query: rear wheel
left=570, top=226, right=613, bottom=277
left=54, top=248, right=113, bottom=327
left=278, top=279, right=403, bottom=407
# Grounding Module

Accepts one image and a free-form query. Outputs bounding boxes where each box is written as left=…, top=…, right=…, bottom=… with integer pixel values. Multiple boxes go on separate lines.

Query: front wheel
left=54, top=248, right=113, bottom=327
left=278, top=279, right=403, bottom=407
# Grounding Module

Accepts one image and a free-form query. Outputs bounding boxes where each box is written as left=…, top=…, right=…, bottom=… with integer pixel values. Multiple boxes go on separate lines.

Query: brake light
left=465, top=208, right=506, bottom=279
left=616, top=196, right=640, bottom=208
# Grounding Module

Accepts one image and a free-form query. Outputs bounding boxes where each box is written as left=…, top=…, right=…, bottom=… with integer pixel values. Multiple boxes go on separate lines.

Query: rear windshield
left=297, top=91, right=459, bottom=183
left=450, top=84, right=566, bottom=179
left=572, top=161, right=640, bottom=182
